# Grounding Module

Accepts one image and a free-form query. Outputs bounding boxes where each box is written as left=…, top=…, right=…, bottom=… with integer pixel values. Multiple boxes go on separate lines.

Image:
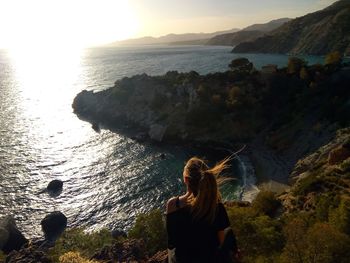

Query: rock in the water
left=0, top=227, right=9, bottom=250
left=148, top=124, right=167, bottom=142
left=47, top=180, right=63, bottom=193
left=41, top=212, right=67, bottom=241
left=0, top=216, right=27, bottom=254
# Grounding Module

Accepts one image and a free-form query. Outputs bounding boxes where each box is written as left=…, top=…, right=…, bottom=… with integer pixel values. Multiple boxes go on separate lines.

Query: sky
left=0, top=0, right=338, bottom=49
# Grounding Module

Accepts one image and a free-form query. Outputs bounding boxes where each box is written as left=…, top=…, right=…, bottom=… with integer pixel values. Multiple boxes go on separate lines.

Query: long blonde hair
left=184, top=157, right=230, bottom=224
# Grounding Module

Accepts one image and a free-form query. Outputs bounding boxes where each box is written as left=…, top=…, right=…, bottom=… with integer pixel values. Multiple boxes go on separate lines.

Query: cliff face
left=233, top=0, right=350, bottom=55
left=279, top=128, right=350, bottom=214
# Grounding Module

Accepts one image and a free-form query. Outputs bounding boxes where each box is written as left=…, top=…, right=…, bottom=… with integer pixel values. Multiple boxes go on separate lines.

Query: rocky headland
left=232, top=0, right=350, bottom=55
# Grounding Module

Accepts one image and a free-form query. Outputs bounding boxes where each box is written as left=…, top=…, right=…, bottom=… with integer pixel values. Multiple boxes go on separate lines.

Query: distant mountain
left=206, top=18, right=291, bottom=47
left=111, top=29, right=240, bottom=46
left=206, top=30, right=265, bottom=46
left=232, top=0, right=350, bottom=55
left=241, top=18, right=291, bottom=32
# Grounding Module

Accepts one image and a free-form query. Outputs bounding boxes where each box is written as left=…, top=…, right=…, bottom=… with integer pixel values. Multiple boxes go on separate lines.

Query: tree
left=287, top=57, right=307, bottom=74
left=328, top=199, right=350, bottom=235
left=128, top=209, right=167, bottom=255
left=252, top=191, right=280, bottom=217
left=229, top=58, right=254, bottom=73
left=325, top=51, right=343, bottom=66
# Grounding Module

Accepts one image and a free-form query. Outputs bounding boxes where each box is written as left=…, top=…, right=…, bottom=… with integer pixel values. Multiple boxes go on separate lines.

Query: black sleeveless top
left=166, top=202, right=230, bottom=263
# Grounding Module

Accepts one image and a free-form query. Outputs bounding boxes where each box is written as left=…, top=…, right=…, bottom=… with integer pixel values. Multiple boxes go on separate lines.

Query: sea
left=0, top=45, right=330, bottom=237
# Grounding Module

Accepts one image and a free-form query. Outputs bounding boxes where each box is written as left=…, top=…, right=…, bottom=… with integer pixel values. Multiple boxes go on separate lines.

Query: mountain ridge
left=232, top=0, right=350, bottom=55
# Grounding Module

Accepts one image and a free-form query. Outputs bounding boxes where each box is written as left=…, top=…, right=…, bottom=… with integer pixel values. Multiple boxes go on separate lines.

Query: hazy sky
left=0, top=0, right=338, bottom=49
left=131, top=0, right=338, bottom=36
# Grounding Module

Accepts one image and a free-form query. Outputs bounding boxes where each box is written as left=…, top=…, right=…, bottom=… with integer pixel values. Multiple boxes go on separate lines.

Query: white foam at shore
left=237, top=155, right=260, bottom=202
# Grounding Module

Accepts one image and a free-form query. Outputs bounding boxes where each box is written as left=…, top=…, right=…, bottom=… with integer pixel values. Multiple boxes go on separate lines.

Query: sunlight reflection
left=7, top=47, right=93, bottom=153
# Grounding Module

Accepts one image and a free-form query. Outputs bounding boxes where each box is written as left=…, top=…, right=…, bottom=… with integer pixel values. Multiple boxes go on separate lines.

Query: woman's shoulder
left=166, top=195, right=190, bottom=214
left=166, top=196, right=179, bottom=214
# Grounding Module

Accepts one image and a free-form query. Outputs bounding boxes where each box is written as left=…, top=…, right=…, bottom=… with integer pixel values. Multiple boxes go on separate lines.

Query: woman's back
left=167, top=201, right=230, bottom=263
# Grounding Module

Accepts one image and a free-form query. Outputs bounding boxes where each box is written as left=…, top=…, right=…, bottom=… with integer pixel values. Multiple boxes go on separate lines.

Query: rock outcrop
left=47, top=180, right=63, bottom=194
left=0, top=216, right=27, bottom=254
left=91, top=238, right=148, bottom=262
left=5, top=245, right=52, bottom=263
left=41, top=212, right=67, bottom=241
left=233, top=0, right=350, bottom=55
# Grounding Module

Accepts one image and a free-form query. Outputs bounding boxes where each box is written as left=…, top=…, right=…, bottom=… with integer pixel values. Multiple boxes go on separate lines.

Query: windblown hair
left=184, top=157, right=230, bottom=224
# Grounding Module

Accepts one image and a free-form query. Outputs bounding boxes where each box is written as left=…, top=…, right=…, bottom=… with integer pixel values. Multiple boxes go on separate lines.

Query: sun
left=0, top=0, right=139, bottom=50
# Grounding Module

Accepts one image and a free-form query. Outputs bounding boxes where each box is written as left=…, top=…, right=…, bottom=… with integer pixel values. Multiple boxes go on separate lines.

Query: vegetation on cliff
left=232, top=0, right=350, bottom=55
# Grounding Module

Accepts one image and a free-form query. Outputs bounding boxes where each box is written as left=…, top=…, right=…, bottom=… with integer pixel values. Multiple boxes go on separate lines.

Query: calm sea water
left=0, top=45, right=327, bottom=237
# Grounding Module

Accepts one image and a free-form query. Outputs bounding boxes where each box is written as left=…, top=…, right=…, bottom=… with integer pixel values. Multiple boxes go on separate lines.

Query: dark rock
left=328, top=145, right=350, bottom=165
left=0, top=216, right=27, bottom=254
left=91, top=239, right=147, bottom=262
left=159, top=153, right=166, bottom=159
left=5, top=245, right=52, bottom=263
left=47, top=180, right=63, bottom=193
left=111, top=229, right=127, bottom=239
left=92, top=122, right=100, bottom=132
left=41, top=212, right=67, bottom=241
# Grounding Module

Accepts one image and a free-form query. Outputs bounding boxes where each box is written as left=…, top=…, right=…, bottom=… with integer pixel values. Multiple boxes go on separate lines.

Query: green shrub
left=0, top=251, right=6, bottom=262
left=287, top=57, right=307, bottom=74
left=304, top=223, right=350, bottom=263
left=293, top=174, right=323, bottom=195
left=59, top=251, right=99, bottom=263
left=128, top=209, right=167, bottom=255
left=329, top=199, right=350, bottom=235
left=226, top=206, right=284, bottom=259
left=48, top=228, right=114, bottom=262
left=281, top=221, right=350, bottom=263
left=252, top=191, right=280, bottom=217
left=325, top=51, right=343, bottom=66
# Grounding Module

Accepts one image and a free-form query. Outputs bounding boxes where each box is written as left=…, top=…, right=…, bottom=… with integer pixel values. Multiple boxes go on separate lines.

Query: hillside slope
left=233, top=0, right=350, bottom=55
left=207, top=18, right=290, bottom=47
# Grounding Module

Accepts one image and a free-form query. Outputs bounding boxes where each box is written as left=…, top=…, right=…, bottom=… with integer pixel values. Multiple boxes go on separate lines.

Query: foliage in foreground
left=128, top=209, right=167, bottom=255
left=0, top=251, right=5, bottom=262
left=59, top=251, right=99, bottom=263
left=225, top=190, right=350, bottom=263
left=48, top=228, right=114, bottom=262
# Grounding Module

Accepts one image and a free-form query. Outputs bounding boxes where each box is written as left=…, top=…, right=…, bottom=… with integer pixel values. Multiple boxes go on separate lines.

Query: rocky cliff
left=232, top=0, right=350, bottom=55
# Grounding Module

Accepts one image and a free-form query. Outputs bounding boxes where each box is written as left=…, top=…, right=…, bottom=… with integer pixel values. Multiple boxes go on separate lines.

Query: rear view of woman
left=166, top=157, right=239, bottom=263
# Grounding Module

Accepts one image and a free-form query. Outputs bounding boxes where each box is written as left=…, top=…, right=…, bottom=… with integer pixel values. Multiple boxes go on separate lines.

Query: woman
left=166, top=157, right=239, bottom=263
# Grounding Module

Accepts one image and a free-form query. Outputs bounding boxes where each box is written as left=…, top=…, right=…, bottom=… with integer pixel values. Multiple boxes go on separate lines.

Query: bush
left=128, top=209, right=167, bottom=255
left=325, top=51, right=343, bottom=66
left=226, top=206, right=284, bottom=259
left=281, top=221, right=350, bottom=263
left=59, top=251, right=99, bottom=263
left=48, top=228, right=114, bottom=262
left=293, top=174, right=323, bottom=195
left=304, top=223, right=350, bottom=263
left=328, top=199, right=350, bottom=235
left=287, top=57, right=307, bottom=74
left=252, top=191, right=280, bottom=217
left=0, top=251, right=5, bottom=262
left=229, top=58, right=254, bottom=73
